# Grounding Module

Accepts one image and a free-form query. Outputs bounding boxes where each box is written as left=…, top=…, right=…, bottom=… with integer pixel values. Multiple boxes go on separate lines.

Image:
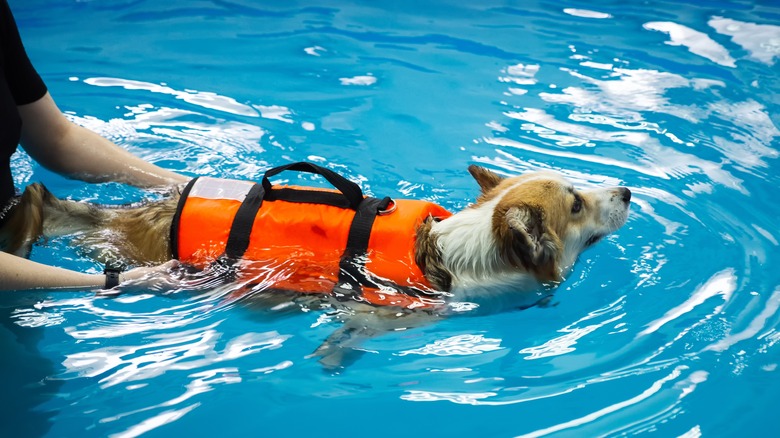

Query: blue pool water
left=3, top=0, right=780, bottom=436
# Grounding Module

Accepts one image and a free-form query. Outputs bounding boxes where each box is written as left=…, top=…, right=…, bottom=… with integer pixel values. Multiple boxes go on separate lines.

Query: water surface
left=3, top=0, right=779, bottom=437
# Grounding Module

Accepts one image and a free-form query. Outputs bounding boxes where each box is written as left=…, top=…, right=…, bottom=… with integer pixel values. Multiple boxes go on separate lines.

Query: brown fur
left=414, top=217, right=452, bottom=291
left=467, top=166, right=563, bottom=280
left=468, top=164, right=504, bottom=197
left=0, top=184, right=179, bottom=265
left=99, top=199, right=178, bottom=264
left=497, top=204, right=560, bottom=281
left=493, top=181, right=565, bottom=281
left=0, top=184, right=45, bottom=256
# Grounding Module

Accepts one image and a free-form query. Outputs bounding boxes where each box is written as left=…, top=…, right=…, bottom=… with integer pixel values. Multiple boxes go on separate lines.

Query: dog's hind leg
left=312, top=317, right=379, bottom=370
left=0, top=183, right=61, bottom=256
left=0, top=183, right=112, bottom=258
left=0, top=185, right=44, bottom=256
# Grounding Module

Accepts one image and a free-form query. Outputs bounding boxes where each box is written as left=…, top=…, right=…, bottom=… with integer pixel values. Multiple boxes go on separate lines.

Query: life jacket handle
left=261, top=162, right=364, bottom=211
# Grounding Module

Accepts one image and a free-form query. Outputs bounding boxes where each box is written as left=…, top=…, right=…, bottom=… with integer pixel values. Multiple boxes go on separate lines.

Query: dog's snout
left=618, top=187, right=631, bottom=204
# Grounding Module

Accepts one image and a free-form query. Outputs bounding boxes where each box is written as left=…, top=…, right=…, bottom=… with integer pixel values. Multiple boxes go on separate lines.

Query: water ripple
left=399, top=334, right=503, bottom=356
left=643, top=21, right=736, bottom=67
left=709, top=17, right=780, bottom=65
left=62, top=319, right=291, bottom=388
left=639, top=269, right=736, bottom=338
left=518, top=366, right=691, bottom=437
left=83, top=77, right=259, bottom=117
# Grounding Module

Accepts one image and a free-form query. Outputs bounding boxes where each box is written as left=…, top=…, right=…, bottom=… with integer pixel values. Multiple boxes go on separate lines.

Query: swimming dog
left=1, top=163, right=630, bottom=366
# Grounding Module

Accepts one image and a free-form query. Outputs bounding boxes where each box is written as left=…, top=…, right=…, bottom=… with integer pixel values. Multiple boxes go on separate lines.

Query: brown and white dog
left=1, top=165, right=630, bottom=300
left=442, top=167, right=629, bottom=306
left=0, top=165, right=630, bottom=364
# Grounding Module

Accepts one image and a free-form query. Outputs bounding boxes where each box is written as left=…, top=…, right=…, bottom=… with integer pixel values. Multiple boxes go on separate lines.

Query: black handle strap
left=261, top=162, right=364, bottom=211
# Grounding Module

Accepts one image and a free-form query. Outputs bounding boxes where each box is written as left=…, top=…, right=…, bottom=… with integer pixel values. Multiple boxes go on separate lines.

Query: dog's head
left=469, top=165, right=631, bottom=282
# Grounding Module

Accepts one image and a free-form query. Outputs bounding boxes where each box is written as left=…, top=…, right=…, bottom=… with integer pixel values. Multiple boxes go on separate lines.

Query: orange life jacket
left=171, top=163, right=452, bottom=309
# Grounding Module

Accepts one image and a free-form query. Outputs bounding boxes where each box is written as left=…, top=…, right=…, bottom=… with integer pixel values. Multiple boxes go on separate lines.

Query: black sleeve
left=1, top=0, right=47, bottom=105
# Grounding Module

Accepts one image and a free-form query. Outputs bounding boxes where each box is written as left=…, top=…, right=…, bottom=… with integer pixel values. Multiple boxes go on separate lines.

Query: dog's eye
left=571, top=194, right=583, bottom=214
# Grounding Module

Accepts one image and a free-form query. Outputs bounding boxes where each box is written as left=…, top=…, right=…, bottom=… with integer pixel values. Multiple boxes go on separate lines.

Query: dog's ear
left=500, top=205, right=559, bottom=279
left=468, top=165, right=503, bottom=194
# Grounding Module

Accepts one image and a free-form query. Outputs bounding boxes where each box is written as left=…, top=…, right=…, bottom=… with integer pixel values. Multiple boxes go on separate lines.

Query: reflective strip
left=189, top=177, right=256, bottom=201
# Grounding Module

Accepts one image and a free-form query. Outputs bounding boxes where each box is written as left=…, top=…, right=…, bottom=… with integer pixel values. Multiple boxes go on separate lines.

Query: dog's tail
left=1, top=183, right=111, bottom=257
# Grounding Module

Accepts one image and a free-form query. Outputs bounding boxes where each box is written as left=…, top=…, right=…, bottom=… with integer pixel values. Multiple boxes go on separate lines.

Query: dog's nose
left=618, top=187, right=631, bottom=204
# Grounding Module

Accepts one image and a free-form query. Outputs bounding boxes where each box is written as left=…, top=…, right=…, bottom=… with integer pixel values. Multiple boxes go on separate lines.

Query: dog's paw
left=536, top=294, right=558, bottom=308
left=310, top=338, right=366, bottom=372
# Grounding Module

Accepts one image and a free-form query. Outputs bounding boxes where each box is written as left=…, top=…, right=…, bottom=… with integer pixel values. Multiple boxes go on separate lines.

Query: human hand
left=98, top=260, right=182, bottom=296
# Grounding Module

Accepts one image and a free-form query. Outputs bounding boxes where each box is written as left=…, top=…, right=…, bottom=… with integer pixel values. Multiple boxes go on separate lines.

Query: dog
left=1, top=164, right=631, bottom=367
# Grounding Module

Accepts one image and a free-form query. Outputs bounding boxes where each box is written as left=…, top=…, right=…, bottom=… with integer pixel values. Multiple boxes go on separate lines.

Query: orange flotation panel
left=171, top=162, right=452, bottom=308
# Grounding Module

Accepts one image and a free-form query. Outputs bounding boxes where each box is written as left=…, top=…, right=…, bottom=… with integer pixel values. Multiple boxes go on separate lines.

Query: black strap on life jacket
left=335, top=198, right=444, bottom=302
left=333, top=196, right=392, bottom=301
left=224, top=183, right=265, bottom=259
left=170, top=177, right=199, bottom=260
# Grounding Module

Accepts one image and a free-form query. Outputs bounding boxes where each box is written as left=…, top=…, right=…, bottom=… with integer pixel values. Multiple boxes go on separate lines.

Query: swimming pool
left=3, top=0, right=779, bottom=436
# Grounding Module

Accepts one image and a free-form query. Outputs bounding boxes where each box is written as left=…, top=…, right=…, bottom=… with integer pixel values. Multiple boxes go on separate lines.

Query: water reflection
left=489, top=61, right=775, bottom=190
left=521, top=298, right=626, bottom=360
left=643, top=22, right=736, bottom=67
left=62, top=324, right=290, bottom=387
left=517, top=366, right=692, bottom=437
left=705, top=288, right=780, bottom=353
left=74, top=75, right=326, bottom=180
left=525, top=65, right=778, bottom=178
left=36, top=284, right=297, bottom=435
left=638, top=269, right=736, bottom=338
left=399, top=334, right=503, bottom=356
left=83, top=77, right=259, bottom=117
left=708, top=17, right=780, bottom=65
left=562, top=9, right=612, bottom=20
left=110, top=403, right=199, bottom=438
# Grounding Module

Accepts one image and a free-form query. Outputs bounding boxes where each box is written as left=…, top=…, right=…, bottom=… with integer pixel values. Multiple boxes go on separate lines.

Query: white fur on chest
left=429, top=197, right=545, bottom=308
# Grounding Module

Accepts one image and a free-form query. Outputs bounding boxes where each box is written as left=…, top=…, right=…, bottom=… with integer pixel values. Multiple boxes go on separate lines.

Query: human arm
left=6, top=96, right=187, bottom=291
left=17, top=92, right=188, bottom=188
left=0, top=251, right=179, bottom=292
